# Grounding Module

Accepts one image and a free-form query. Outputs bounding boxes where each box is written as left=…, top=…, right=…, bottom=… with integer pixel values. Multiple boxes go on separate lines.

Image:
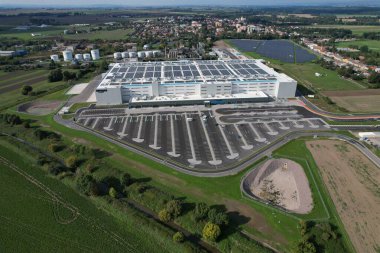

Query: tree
left=295, top=239, right=316, bottom=253
left=360, top=45, right=369, bottom=53
left=48, top=59, right=57, bottom=69
left=109, top=187, right=117, bottom=198
left=172, top=232, right=185, bottom=243
left=21, top=85, right=32, bottom=95
left=77, top=174, right=98, bottom=196
left=158, top=209, right=172, bottom=222
left=48, top=143, right=60, bottom=153
left=48, top=68, right=63, bottom=82
left=207, top=208, right=229, bottom=226
left=202, top=222, right=221, bottom=242
left=65, top=155, right=79, bottom=169
left=166, top=200, right=182, bottom=218
left=63, top=70, right=77, bottom=81
left=193, top=202, right=209, bottom=221
left=121, top=173, right=132, bottom=187
left=99, top=59, right=109, bottom=71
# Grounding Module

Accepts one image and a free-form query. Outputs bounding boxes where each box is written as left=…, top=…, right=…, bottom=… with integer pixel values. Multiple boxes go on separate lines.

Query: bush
left=121, top=172, right=133, bottom=187
left=21, top=85, right=33, bottom=95
left=158, top=209, right=172, bottom=222
left=202, top=222, right=221, bottom=242
left=109, top=187, right=118, bottom=198
left=76, top=174, right=99, bottom=196
left=172, top=232, right=185, bottom=243
left=65, top=155, right=79, bottom=169
left=166, top=200, right=182, bottom=218
left=48, top=143, right=61, bottom=153
left=193, top=202, right=209, bottom=221
left=47, top=163, right=66, bottom=176
left=23, top=121, right=30, bottom=128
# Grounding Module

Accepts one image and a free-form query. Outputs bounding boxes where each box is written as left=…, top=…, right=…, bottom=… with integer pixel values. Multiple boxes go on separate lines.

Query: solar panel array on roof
left=103, top=60, right=275, bottom=87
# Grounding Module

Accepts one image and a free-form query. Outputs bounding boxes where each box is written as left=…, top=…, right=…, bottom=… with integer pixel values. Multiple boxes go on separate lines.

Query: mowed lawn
left=0, top=70, right=66, bottom=109
left=64, top=29, right=134, bottom=40
left=274, top=62, right=365, bottom=91
left=305, top=25, right=380, bottom=35
left=336, top=40, right=380, bottom=52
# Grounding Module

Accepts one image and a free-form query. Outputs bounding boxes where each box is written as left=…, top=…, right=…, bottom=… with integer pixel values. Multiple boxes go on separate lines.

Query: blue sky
left=0, top=0, right=376, bottom=7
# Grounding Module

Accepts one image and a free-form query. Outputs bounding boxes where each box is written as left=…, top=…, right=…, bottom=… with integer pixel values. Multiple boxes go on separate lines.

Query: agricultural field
left=0, top=26, right=66, bottom=40
left=336, top=40, right=380, bottom=52
left=0, top=70, right=67, bottom=110
left=323, top=90, right=380, bottom=113
left=229, top=39, right=316, bottom=63
left=0, top=142, right=199, bottom=253
left=306, top=140, right=380, bottom=253
left=306, top=25, right=380, bottom=35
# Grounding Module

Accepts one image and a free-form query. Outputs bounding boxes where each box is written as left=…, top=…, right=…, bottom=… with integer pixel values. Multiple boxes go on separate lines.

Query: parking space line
left=104, top=116, right=115, bottom=131
left=91, top=117, right=100, bottom=129
left=248, top=123, right=266, bottom=142
left=117, top=115, right=129, bottom=138
left=262, top=122, right=279, bottom=135
left=292, top=119, right=304, bottom=128
left=185, top=113, right=201, bottom=165
left=149, top=114, right=161, bottom=150
left=278, top=121, right=290, bottom=130
left=167, top=114, right=180, bottom=157
left=304, top=119, right=319, bottom=128
left=218, top=125, right=239, bottom=159
left=198, top=113, right=222, bottom=165
left=132, top=115, right=144, bottom=143
left=234, top=124, right=253, bottom=150
left=84, top=117, right=91, bottom=126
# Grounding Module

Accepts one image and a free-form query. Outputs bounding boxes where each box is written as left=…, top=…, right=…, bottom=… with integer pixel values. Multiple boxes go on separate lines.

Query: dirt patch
left=213, top=40, right=231, bottom=49
left=322, top=89, right=380, bottom=97
left=18, top=100, right=61, bottom=115
left=306, top=140, right=380, bottom=253
left=242, top=159, right=313, bottom=214
left=328, top=95, right=380, bottom=112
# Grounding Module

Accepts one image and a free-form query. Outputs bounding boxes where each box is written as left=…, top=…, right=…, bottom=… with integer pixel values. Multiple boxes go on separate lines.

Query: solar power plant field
left=75, top=106, right=328, bottom=172
left=230, top=39, right=317, bottom=63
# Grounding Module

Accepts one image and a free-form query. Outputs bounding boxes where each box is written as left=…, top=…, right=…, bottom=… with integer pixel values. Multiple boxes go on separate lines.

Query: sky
left=0, top=0, right=377, bottom=7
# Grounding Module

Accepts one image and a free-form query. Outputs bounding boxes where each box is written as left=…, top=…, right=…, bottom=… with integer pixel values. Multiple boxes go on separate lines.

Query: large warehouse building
left=95, top=59, right=297, bottom=106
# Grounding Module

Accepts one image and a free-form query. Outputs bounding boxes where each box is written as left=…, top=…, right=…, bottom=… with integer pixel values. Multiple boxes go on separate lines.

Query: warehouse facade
left=95, top=59, right=297, bottom=106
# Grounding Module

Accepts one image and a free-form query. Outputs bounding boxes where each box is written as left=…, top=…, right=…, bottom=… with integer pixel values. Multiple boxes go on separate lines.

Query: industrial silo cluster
left=50, top=49, right=100, bottom=62
left=113, top=50, right=161, bottom=60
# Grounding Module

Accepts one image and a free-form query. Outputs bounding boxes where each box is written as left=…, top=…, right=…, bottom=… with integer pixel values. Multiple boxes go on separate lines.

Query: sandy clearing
left=243, top=159, right=313, bottom=214
left=307, top=140, right=380, bottom=253
left=66, top=83, right=89, bottom=95
left=18, top=100, right=62, bottom=115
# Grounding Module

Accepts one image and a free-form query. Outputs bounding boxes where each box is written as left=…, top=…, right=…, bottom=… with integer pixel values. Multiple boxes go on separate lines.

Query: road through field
left=307, top=140, right=380, bottom=253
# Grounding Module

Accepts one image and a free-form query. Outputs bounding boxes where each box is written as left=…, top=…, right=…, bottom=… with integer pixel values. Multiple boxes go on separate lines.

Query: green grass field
left=305, top=25, right=380, bottom=35
left=0, top=70, right=67, bottom=110
left=0, top=140, right=204, bottom=253
left=64, top=29, right=134, bottom=40
left=272, top=62, right=366, bottom=91
left=336, top=40, right=380, bottom=52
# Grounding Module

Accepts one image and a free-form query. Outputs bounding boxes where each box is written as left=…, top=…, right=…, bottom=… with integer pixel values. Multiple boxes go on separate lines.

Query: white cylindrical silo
left=75, top=54, right=83, bottom=61
left=114, top=52, right=122, bottom=60
left=129, top=52, right=137, bottom=58
left=83, top=53, right=91, bottom=61
left=91, top=49, right=100, bottom=60
left=145, top=51, right=153, bottom=58
left=62, top=50, right=73, bottom=62
left=137, top=51, right=145, bottom=58
left=122, top=52, right=129, bottom=58
left=50, top=54, right=59, bottom=62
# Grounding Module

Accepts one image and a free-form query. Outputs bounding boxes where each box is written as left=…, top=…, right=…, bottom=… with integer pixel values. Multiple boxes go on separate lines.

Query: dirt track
left=307, top=140, right=380, bottom=253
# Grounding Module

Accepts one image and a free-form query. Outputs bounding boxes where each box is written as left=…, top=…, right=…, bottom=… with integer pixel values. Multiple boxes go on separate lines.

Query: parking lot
left=75, top=105, right=329, bottom=171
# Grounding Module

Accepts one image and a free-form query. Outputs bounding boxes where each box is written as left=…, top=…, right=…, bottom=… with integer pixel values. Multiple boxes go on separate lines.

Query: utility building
left=95, top=59, right=297, bottom=106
